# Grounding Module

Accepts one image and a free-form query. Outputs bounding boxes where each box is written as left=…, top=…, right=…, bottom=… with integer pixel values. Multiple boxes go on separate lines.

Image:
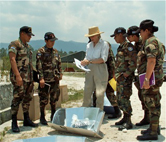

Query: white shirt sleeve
left=100, top=41, right=109, bottom=62
left=84, top=44, right=89, bottom=60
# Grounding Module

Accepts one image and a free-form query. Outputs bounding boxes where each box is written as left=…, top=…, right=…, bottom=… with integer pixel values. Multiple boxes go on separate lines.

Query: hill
left=0, top=40, right=118, bottom=55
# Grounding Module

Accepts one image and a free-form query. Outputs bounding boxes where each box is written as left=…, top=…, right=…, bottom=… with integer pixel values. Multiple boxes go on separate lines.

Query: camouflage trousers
left=11, top=81, right=34, bottom=115
left=141, top=80, right=163, bottom=132
left=106, top=83, right=118, bottom=106
left=116, top=74, right=133, bottom=116
left=134, top=78, right=148, bottom=111
left=38, top=81, right=60, bottom=108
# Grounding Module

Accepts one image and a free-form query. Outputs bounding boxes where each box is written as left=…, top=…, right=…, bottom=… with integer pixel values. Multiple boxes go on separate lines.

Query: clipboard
left=139, top=71, right=155, bottom=89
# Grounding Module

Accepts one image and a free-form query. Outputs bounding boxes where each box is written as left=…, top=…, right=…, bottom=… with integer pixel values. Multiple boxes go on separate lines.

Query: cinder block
left=60, top=85, right=68, bottom=102
left=0, top=108, right=11, bottom=125
left=17, top=93, right=40, bottom=121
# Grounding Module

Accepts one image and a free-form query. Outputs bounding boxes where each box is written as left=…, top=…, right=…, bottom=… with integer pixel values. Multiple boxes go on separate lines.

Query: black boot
left=137, top=124, right=159, bottom=140
left=23, top=112, right=38, bottom=127
left=137, top=133, right=158, bottom=140
left=115, top=113, right=127, bottom=125
left=11, top=114, right=20, bottom=133
left=50, top=104, right=56, bottom=121
left=118, top=115, right=133, bottom=131
left=40, top=107, right=48, bottom=125
left=141, top=126, right=160, bottom=135
left=108, top=106, right=122, bottom=119
left=135, top=110, right=150, bottom=126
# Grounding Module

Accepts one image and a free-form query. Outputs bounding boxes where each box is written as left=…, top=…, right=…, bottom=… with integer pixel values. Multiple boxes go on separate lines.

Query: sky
left=0, top=0, right=165, bottom=45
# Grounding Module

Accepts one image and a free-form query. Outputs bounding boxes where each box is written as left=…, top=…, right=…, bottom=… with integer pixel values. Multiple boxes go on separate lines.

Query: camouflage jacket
left=115, top=40, right=137, bottom=79
left=106, top=42, right=115, bottom=80
left=36, top=46, right=62, bottom=82
left=135, top=37, right=143, bottom=54
left=8, top=38, right=33, bottom=83
left=137, top=35, right=165, bottom=81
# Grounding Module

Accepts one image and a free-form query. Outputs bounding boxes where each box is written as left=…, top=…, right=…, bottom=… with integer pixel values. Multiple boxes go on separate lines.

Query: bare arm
left=9, top=52, right=23, bottom=86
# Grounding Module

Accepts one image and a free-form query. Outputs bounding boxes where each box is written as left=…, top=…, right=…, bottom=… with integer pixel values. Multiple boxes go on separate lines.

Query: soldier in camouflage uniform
left=8, top=26, right=38, bottom=133
left=106, top=42, right=122, bottom=119
left=110, top=27, right=137, bottom=130
left=136, top=20, right=165, bottom=141
left=36, top=32, right=62, bottom=125
left=125, top=26, right=150, bottom=126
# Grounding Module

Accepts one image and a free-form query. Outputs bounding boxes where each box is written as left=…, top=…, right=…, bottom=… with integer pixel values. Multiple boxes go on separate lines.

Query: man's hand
left=40, top=78, right=45, bottom=88
left=123, top=73, right=129, bottom=78
left=16, top=75, right=23, bottom=86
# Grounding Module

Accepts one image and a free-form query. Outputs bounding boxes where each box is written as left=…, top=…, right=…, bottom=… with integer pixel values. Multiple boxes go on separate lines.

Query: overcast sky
left=0, top=0, right=165, bottom=45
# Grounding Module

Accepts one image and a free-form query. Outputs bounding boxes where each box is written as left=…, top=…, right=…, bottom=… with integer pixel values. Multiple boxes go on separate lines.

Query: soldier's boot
left=118, top=115, right=133, bottom=131
left=50, top=104, right=56, bottom=121
left=141, top=126, right=160, bottom=135
left=40, top=107, right=48, bottom=125
left=135, top=110, right=150, bottom=126
left=108, top=106, right=122, bottom=119
left=137, top=125, right=158, bottom=140
left=23, top=112, right=38, bottom=127
left=115, top=112, right=127, bottom=125
left=11, top=114, right=20, bottom=133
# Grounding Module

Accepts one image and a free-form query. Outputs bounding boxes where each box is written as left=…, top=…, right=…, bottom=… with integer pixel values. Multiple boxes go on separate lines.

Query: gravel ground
left=0, top=75, right=166, bottom=142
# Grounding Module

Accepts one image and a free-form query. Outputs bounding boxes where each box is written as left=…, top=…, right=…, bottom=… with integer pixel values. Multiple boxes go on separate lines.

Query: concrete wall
left=0, top=83, right=13, bottom=124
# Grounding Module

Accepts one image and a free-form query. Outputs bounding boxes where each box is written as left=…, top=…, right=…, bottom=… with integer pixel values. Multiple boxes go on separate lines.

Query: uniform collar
left=143, top=35, right=155, bottom=44
left=44, top=45, right=53, bottom=52
left=120, top=40, right=127, bottom=47
left=18, top=37, right=28, bottom=47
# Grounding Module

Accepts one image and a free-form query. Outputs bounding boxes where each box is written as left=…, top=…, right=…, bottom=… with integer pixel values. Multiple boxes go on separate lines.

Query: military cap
left=124, top=26, right=139, bottom=37
left=44, top=32, right=58, bottom=41
left=110, top=27, right=126, bottom=37
left=137, top=19, right=158, bottom=33
left=20, top=26, right=35, bottom=36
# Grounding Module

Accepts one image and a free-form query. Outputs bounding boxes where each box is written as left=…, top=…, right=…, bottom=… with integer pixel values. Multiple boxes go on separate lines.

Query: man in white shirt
left=81, top=26, right=109, bottom=110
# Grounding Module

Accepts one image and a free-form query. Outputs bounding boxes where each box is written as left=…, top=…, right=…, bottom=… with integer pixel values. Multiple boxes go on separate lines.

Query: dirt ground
left=1, top=76, right=166, bottom=142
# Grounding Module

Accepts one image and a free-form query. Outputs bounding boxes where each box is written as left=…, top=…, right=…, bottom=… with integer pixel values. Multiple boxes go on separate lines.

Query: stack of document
left=74, top=58, right=91, bottom=72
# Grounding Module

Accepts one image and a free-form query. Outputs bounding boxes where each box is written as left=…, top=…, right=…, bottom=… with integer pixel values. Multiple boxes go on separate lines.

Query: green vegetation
left=63, top=88, right=83, bottom=103
left=0, top=126, right=10, bottom=142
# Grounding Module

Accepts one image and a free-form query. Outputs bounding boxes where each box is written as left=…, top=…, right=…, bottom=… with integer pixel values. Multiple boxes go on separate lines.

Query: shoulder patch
left=37, top=53, right=41, bottom=56
left=11, top=47, right=15, bottom=49
left=128, top=47, right=133, bottom=51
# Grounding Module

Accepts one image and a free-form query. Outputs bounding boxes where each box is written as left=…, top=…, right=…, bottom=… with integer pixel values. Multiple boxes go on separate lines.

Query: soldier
left=124, top=26, right=150, bottom=126
left=8, top=26, right=38, bottom=133
left=106, top=42, right=122, bottom=119
left=136, top=20, right=165, bottom=140
left=110, top=27, right=137, bottom=130
left=36, top=32, right=62, bottom=125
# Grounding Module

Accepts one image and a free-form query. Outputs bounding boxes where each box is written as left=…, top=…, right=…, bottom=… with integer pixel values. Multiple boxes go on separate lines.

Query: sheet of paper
left=109, top=78, right=116, bottom=91
left=74, top=58, right=91, bottom=72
